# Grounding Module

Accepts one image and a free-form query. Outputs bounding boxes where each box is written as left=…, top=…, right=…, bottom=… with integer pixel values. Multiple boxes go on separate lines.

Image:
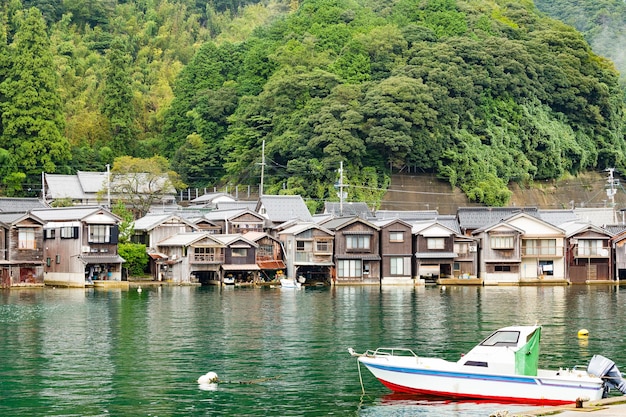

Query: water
left=2, top=285, right=626, bottom=416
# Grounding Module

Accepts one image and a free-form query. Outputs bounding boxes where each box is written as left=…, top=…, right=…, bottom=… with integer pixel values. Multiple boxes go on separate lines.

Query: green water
left=1, top=285, right=626, bottom=416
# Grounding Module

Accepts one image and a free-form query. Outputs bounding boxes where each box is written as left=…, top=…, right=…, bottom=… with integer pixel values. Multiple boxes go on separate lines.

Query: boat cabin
left=457, top=326, right=540, bottom=376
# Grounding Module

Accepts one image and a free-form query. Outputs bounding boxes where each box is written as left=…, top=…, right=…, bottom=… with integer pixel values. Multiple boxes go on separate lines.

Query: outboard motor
left=588, top=355, right=626, bottom=396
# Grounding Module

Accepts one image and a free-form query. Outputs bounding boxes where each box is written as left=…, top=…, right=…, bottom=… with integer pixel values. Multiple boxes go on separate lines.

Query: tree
left=109, top=156, right=186, bottom=217
left=118, top=243, right=148, bottom=277
left=101, top=37, right=137, bottom=156
left=0, top=7, right=70, bottom=194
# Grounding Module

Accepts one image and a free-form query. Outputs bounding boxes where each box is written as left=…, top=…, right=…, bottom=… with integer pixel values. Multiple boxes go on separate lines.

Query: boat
left=223, top=275, right=235, bottom=285
left=280, top=277, right=301, bottom=288
left=349, top=325, right=626, bottom=405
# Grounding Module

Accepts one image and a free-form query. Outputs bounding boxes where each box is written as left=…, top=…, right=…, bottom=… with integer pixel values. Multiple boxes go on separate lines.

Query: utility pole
left=107, top=164, right=111, bottom=208
left=607, top=168, right=617, bottom=207
left=339, top=161, right=344, bottom=216
left=259, top=140, right=265, bottom=197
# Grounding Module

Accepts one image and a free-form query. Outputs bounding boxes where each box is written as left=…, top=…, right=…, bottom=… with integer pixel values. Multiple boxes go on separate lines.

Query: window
left=454, top=242, right=469, bottom=255
left=539, top=260, right=554, bottom=276
left=427, top=237, right=445, bottom=250
left=390, top=257, right=405, bottom=275
left=389, top=232, right=404, bottom=242
left=316, top=240, right=330, bottom=252
left=363, top=263, right=370, bottom=275
left=44, top=229, right=55, bottom=240
left=18, top=228, right=36, bottom=249
left=61, top=226, right=78, bottom=239
left=89, top=225, right=110, bottom=243
left=480, top=331, right=520, bottom=347
left=346, top=235, right=370, bottom=250
left=296, top=241, right=312, bottom=252
left=232, top=248, right=247, bottom=257
left=523, top=239, right=556, bottom=256
left=495, top=265, right=511, bottom=272
left=490, top=235, right=514, bottom=249
left=579, top=240, right=604, bottom=256
left=338, top=259, right=362, bottom=277
left=258, top=244, right=273, bottom=258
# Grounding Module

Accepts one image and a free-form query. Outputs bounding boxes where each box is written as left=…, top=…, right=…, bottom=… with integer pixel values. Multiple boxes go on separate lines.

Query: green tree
left=101, top=37, right=137, bottom=156
left=0, top=7, right=70, bottom=194
left=118, top=243, right=148, bottom=277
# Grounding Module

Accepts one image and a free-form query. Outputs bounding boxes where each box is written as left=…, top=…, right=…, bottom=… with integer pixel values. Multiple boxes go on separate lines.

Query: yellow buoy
left=578, top=329, right=589, bottom=338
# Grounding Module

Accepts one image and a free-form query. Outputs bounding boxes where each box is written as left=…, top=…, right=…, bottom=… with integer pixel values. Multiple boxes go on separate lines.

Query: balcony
left=574, top=247, right=610, bottom=258
left=192, top=253, right=224, bottom=263
left=521, top=247, right=563, bottom=257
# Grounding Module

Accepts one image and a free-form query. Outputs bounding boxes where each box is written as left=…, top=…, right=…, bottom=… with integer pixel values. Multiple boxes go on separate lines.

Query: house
left=412, top=220, right=459, bottom=284
left=132, top=213, right=199, bottom=280
left=322, top=216, right=381, bottom=285
left=372, top=218, right=413, bottom=285
left=203, top=209, right=265, bottom=234
left=32, top=206, right=125, bottom=287
left=43, top=171, right=178, bottom=210
left=473, top=212, right=566, bottom=285
left=132, top=213, right=199, bottom=248
left=561, top=221, right=614, bottom=283
left=457, top=207, right=540, bottom=236
left=155, top=232, right=225, bottom=284
left=211, top=234, right=260, bottom=285
left=0, top=212, right=46, bottom=287
left=278, top=222, right=334, bottom=285
left=243, top=231, right=287, bottom=282
left=611, top=229, right=626, bottom=280
left=256, top=195, right=313, bottom=230
left=188, top=192, right=236, bottom=209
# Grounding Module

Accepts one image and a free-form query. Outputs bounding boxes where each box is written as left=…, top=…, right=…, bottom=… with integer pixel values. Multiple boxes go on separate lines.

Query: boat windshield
left=480, top=330, right=520, bottom=347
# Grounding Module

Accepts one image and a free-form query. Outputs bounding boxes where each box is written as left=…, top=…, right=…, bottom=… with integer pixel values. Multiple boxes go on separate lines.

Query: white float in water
left=197, top=371, right=219, bottom=385
left=137, top=286, right=142, bottom=293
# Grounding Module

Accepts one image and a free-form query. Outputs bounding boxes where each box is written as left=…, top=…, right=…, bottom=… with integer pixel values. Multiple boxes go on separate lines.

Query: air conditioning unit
left=469, top=245, right=477, bottom=253
left=82, top=246, right=90, bottom=253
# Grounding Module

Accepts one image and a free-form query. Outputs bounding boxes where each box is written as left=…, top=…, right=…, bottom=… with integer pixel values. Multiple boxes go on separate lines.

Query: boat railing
left=365, top=347, right=418, bottom=358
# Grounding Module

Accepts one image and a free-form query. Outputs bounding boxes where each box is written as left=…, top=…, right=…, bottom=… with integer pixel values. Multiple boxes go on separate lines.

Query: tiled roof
left=605, top=224, right=626, bottom=235
left=77, top=171, right=108, bottom=193
left=324, top=202, right=372, bottom=217
left=373, top=210, right=439, bottom=221
left=538, top=209, right=578, bottom=226
left=574, top=207, right=617, bottom=227
left=203, top=208, right=263, bottom=221
left=278, top=222, right=334, bottom=236
left=32, top=206, right=112, bottom=221
left=320, top=216, right=379, bottom=231
left=45, top=174, right=87, bottom=199
left=257, top=195, right=313, bottom=222
left=216, top=201, right=258, bottom=211
left=457, top=207, right=539, bottom=230
left=0, top=198, right=48, bottom=212
left=133, top=213, right=196, bottom=231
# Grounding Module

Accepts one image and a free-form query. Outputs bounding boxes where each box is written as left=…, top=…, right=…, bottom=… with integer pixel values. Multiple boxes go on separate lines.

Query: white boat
left=223, top=276, right=235, bottom=285
left=280, top=278, right=301, bottom=288
left=349, top=325, right=626, bottom=405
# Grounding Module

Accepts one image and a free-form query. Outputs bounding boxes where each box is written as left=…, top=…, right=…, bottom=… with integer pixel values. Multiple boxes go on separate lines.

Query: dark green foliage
left=118, top=242, right=149, bottom=276
left=0, top=7, right=70, bottom=195
left=102, top=37, right=137, bottom=156
left=0, top=0, right=623, bottom=209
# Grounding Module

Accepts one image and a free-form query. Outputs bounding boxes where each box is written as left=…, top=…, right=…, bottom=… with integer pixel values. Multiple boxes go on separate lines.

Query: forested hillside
left=0, top=0, right=624, bottom=213
left=535, top=0, right=626, bottom=87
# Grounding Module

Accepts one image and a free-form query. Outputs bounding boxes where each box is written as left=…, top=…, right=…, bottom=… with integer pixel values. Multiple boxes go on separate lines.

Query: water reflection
left=2, top=285, right=626, bottom=416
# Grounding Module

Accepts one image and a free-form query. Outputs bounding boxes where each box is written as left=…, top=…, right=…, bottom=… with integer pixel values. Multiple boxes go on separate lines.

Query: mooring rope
left=357, top=359, right=365, bottom=395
